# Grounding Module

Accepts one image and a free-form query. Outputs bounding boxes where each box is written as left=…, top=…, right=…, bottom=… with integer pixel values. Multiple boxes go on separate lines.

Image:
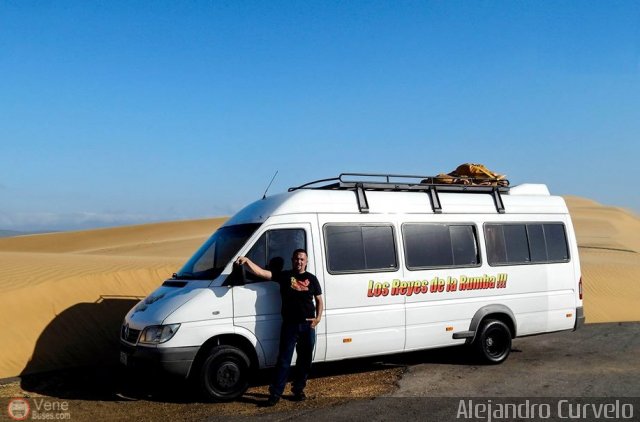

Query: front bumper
left=119, top=341, right=199, bottom=378
left=574, top=306, right=586, bottom=330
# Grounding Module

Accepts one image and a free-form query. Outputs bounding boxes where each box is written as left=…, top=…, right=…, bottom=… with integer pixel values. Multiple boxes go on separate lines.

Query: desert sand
left=0, top=218, right=226, bottom=379
left=564, top=197, right=640, bottom=323
left=0, top=199, right=638, bottom=379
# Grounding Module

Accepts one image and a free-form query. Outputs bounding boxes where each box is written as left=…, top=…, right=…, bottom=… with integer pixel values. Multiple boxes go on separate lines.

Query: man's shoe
left=264, top=395, right=280, bottom=407
left=291, top=391, right=307, bottom=402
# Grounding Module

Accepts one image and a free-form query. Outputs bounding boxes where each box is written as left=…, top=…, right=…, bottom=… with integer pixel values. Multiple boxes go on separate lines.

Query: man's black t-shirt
left=274, top=270, right=322, bottom=323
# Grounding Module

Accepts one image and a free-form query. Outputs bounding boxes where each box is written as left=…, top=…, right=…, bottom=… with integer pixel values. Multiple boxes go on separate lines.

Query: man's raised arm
left=236, top=257, right=273, bottom=280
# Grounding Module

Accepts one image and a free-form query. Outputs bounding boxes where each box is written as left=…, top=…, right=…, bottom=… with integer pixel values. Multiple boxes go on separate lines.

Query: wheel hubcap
left=486, top=331, right=506, bottom=358
left=216, top=362, right=240, bottom=388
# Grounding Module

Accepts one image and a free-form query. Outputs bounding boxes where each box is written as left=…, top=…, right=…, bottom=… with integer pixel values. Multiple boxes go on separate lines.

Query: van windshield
left=175, top=223, right=261, bottom=280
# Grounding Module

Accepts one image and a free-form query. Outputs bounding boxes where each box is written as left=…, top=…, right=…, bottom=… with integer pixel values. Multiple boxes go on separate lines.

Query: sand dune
left=565, top=196, right=640, bottom=253
left=0, top=200, right=637, bottom=379
left=564, top=197, right=640, bottom=324
left=0, top=218, right=225, bottom=378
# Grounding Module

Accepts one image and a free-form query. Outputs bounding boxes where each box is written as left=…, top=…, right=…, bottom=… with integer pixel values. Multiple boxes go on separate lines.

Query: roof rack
left=288, top=173, right=510, bottom=214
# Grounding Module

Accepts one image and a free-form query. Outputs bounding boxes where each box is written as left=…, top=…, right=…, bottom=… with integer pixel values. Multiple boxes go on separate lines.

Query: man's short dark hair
left=292, top=248, right=307, bottom=257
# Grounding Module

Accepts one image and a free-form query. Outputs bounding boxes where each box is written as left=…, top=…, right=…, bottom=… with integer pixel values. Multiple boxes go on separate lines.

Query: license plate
left=119, top=351, right=128, bottom=366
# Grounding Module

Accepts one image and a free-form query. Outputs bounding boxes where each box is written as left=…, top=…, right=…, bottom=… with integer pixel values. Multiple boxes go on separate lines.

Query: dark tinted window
left=404, top=224, right=452, bottom=267
left=485, top=223, right=569, bottom=266
left=362, top=226, right=398, bottom=270
left=451, top=225, right=480, bottom=266
left=246, top=229, right=306, bottom=281
left=267, top=229, right=306, bottom=270
left=403, top=224, right=479, bottom=268
left=544, top=224, right=569, bottom=261
left=526, top=224, right=547, bottom=262
left=503, top=225, right=530, bottom=263
left=485, top=225, right=507, bottom=264
left=325, top=226, right=365, bottom=272
left=325, top=225, right=397, bottom=273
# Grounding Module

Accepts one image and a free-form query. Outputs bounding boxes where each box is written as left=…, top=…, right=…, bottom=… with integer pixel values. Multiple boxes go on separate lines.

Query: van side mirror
left=224, top=263, right=247, bottom=287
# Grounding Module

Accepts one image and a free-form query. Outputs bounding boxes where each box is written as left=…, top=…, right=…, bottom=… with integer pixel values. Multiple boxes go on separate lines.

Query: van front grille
left=121, top=324, right=141, bottom=344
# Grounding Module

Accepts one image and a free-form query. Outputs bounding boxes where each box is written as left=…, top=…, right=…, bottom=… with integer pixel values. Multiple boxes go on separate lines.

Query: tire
left=473, top=319, right=512, bottom=364
left=199, top=345, right=250, bottom=401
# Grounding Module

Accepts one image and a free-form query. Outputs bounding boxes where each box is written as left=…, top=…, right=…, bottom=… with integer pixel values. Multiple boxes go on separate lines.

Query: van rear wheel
left=474, top=319, right=512, bottom=364
left=200, top=345, right=250, bottom=401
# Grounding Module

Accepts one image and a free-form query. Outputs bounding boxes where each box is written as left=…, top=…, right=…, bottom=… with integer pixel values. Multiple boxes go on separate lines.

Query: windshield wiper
left=173, top=268, right=223, bottom=281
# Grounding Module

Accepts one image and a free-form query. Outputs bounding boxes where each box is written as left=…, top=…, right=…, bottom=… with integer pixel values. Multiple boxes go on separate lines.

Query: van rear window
left=484, top=223, right=569, bottom=266
left=324, top=224, right=397, bottom=273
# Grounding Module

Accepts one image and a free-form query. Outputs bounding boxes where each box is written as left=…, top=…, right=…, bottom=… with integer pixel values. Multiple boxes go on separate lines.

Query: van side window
left=485, top=223, right=569, bottom=266
left=324, top=224, right=397, bottom=273
left=526, top=224, right=547, bottom=262
left=543, top=223, right=570, bottom=261
left=245, top=229, right=306, bottom=281
left=503, top=225, right=530, bottom=263
left=403, top=223, right=479, bottom=269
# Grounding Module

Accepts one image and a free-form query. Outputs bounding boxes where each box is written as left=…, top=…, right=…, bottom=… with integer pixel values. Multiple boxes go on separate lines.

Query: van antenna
left=262, top=171, right=279, bottom=199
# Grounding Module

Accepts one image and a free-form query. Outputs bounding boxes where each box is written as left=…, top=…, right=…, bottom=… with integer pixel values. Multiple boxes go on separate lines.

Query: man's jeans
left=269, top=321, right=316, bottom=398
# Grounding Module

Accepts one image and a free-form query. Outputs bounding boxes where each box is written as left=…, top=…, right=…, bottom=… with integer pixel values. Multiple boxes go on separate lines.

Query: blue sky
left=1, top=1, right=639, bottom=231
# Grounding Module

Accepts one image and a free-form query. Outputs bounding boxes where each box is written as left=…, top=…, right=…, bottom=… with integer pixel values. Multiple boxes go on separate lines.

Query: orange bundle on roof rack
left=427, top=163, right=509, bottom=187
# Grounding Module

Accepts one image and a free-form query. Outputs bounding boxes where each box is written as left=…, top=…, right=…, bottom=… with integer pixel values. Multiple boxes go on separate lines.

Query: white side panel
left=325, top=304, right=405, bottom=358
left=232, top=281, right=282, bottom=366
left=319, top=214, right=406, bottom=360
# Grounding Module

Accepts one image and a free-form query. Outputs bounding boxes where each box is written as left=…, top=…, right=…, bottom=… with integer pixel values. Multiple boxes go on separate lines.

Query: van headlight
left=139, top=324, right=181, bottom=344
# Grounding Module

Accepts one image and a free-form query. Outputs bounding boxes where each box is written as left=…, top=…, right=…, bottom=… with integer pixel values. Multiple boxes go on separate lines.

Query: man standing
left=236, top=249, right=323, bottom=406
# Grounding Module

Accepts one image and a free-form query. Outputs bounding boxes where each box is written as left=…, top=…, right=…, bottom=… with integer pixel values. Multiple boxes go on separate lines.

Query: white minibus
left=119, top=173, right=584, bottom=401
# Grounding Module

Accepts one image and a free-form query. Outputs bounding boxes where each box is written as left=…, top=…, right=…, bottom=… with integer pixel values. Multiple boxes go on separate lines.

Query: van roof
left=225, top=174, right=567, bottom=226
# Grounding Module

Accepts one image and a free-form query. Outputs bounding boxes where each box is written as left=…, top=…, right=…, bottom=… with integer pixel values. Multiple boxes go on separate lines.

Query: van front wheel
left=474, top=319, right=512, bottom=364
left=200, top=345, right=250, bottom=401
